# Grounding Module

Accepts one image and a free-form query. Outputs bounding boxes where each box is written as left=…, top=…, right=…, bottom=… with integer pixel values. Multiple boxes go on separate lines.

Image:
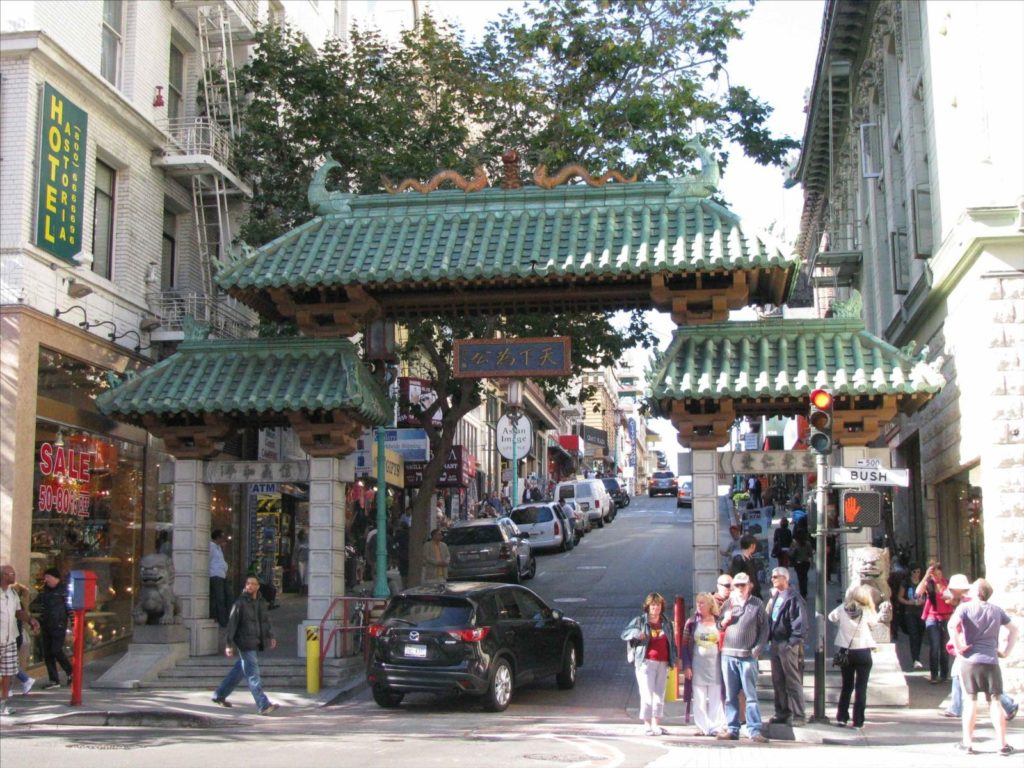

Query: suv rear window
left=383, top=596, right=473, bottom=628
left=511, top=506, right=553, bottom=525
left=445, top=525, right=503, bottom=545
left=653, top=471, right=675, bottom=479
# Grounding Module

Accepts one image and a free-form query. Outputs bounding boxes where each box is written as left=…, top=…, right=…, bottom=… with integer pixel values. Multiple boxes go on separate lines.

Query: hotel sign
left=453, top=337, right=571, bottom=378
left=35, top=83, right=88, bottom=262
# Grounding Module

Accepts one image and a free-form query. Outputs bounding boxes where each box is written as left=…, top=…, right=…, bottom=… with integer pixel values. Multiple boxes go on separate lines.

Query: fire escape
left=151, top=0, right=259, bottom=340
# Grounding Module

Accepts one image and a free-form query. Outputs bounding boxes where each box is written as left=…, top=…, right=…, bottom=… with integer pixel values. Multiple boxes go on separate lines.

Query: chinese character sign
left=453, top=337, right=571, bottom=378
left=35, top=83, right=88, bottom=262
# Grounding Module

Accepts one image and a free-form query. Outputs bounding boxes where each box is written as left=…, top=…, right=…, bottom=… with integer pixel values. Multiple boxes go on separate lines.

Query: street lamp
left=507, top=380, right=523, bottom=508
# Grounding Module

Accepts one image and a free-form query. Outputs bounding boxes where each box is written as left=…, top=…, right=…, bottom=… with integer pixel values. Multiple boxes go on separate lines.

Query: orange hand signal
left=844, top=494, right=861, bottom=524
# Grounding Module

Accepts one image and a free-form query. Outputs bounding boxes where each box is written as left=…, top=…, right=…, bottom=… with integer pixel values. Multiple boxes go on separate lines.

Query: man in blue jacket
left=766, top=567, right=807, bottom=725
left=212, top=575, right=279, bottom=715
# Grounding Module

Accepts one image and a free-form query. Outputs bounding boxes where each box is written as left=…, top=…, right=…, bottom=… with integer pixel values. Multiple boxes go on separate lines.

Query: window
left=92, top=161, right=115, bottom=279
left=161, top=211, right=177, bottom=288
left=100, top=0, right=123, bottom=86
left=168, top=44, right=184, bottom=121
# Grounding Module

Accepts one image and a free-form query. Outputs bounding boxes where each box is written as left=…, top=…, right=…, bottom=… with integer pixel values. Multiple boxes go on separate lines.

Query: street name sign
left=831, top=466, right=910, bottom=487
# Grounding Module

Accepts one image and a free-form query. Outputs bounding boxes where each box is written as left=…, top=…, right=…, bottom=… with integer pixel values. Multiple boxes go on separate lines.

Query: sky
left=431, top=0, right=826, bottom=464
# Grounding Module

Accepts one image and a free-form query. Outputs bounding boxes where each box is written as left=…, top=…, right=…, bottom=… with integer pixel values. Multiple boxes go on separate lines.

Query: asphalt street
left=0, top=495, right=1016, bottom=767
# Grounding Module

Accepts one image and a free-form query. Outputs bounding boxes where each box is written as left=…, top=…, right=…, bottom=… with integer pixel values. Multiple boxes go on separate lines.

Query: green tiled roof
left=651, top=317, right=945, bottom=403
left=96, top=337, right=391, bottom=425
left=217, top=180, right=797, bottom=304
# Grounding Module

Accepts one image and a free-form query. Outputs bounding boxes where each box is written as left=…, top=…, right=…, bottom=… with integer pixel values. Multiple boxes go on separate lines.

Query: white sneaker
left=21, top=677, right=35, bottom=695
left=0, top=702, right=11, bottom=716
left=913, top=661, right=924, bottom=670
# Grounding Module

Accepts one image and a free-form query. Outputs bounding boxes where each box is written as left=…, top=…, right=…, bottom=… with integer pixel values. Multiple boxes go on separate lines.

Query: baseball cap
left=43, top=567, right=61, bottom=579
left=732, top=572, right=751, bottom=585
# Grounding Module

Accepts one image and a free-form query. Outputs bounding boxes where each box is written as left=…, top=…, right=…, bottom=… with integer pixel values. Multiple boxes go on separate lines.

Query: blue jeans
left=213, top=649, right=270, bottom=711
left=722, top=654, right=763, bottom=736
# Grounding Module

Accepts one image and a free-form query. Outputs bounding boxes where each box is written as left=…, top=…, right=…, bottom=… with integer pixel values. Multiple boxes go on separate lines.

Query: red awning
left=558, top=435, right=581, bottom=452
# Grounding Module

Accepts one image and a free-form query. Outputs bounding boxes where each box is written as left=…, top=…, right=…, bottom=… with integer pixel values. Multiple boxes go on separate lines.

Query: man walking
left=37, top=568, right=73, bottom=689
left=766, top=567, right=807, bottom=725
left=948, top=578, right=1018, bottom=756
left=718, top=572, right=769, bottom=742
left=212, top=575, right=280, bottom=715
left=1, top=564, right=40, bottom=716
left=209, top=530, right=230, bottom=628
left=730, top=535, right=762, bottom=599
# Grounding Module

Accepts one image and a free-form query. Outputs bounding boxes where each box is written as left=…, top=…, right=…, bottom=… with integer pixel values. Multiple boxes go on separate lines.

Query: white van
left=555, top=479, right=614, bottom=528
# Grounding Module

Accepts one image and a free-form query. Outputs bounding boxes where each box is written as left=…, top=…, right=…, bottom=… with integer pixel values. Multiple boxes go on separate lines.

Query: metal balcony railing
left=159, top=117, right=236, bottom=172
left=149, top=291, right=257, bottom=339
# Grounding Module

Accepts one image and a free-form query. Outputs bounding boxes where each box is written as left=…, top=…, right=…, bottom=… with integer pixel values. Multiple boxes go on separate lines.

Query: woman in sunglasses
left=622, top=592, right=678, bottom=736
left=915, top=561, right=952, bottom=684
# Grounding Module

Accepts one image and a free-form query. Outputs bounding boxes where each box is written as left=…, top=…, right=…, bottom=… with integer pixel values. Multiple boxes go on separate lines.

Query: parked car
left=445, top=518, right=536, bottom=583
left=648, top=470, right=678, bottom=497
left=366, top=582, right=584, bottom=711
left=676, top=479, right=693, bottom=507
left=555, top=479, right=614, bottom=527
left=602, top=477, right=630, bottom=509
left=510, top=502, right=573, bottom=552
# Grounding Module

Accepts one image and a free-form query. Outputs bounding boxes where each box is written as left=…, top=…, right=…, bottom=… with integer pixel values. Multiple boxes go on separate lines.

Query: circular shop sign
left=496, top=413, right=533, bottom=460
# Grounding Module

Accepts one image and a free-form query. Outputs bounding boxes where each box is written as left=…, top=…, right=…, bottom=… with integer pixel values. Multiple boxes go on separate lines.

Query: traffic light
left=841, top=490, right=882, bottom=527
left=808, top=388, right=834, bottom=455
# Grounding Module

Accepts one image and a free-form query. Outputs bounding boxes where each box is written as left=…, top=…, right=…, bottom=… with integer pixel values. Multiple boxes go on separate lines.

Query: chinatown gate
left=97, top=146, right=942, bottom=661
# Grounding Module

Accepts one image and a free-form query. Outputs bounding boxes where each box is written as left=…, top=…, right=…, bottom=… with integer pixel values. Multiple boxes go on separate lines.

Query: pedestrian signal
left=808, top=388, right=834, bottom=455
left=841, top=490, right=882, bottom=527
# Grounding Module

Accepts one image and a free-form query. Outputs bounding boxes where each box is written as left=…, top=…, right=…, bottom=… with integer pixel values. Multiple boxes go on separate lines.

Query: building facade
left=794, top=0, right=1023, bottom=689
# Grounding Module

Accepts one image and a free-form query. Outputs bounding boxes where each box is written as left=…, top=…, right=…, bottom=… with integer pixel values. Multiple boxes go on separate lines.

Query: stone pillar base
left=186, top=618, right=223, bottom=656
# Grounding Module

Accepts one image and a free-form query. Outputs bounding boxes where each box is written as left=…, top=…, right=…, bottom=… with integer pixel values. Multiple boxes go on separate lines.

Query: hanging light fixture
left=153, top=85, right=165, bottom=108
left=54, top=428, right=65, bottom=447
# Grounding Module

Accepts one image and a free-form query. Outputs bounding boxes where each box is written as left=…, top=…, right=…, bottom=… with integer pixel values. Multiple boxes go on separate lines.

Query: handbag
left=832, top=613, right=863, bottom=668
left=664, top=666, right=679, bottom=702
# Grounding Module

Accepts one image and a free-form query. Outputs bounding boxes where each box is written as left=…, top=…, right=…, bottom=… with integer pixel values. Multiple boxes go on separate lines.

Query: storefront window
left=31, top=420, right=143, bottom=656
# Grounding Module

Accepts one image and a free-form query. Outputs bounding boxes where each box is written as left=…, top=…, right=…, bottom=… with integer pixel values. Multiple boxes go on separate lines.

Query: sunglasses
left=733, top=583, right=750, bottom=589
left=717, top=582, right=732, bottom=588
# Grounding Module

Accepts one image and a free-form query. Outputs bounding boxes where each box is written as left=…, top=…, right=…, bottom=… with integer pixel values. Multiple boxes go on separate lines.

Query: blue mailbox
left=66, top=570, right=97, bottom=611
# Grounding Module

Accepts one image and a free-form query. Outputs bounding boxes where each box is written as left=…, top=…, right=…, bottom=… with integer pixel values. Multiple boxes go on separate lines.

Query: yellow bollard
left=306, top=626, right=320, bottom=694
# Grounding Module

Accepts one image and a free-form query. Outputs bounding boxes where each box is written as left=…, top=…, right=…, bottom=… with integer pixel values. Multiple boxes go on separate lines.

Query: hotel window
left=168, top=44, right=184, bottom=121
left=161, top=210, right=177, bottom=289
left=100, top=0, right=124, bottom=86
left=92, top=161, right=116, bottom=279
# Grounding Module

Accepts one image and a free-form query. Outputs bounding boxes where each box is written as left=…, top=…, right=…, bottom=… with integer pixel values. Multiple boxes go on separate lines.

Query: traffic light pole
left=812, top=451, right=830, bottom=722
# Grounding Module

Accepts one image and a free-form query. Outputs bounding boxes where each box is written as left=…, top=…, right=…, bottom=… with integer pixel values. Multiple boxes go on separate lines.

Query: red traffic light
left=810, top=388, right=833, bottom=409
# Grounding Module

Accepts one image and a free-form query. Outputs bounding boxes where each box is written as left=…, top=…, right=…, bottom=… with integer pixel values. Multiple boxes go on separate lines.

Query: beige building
left=794, top=0, right=1023, bottom=689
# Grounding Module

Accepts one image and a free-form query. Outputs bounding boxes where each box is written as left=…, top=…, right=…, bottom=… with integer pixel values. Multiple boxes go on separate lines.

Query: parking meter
left=66, top=570, right=96, bottom=705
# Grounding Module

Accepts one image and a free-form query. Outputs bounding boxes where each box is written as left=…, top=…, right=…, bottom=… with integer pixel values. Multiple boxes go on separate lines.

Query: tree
left=234, top=1, right=796, bottom=585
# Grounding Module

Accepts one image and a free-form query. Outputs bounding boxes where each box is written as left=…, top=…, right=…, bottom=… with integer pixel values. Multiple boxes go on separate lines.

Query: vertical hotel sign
left=35, top=83, right=88, bottom=262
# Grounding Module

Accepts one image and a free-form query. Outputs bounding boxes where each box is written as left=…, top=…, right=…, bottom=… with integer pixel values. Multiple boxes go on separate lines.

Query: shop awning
left=557, top=435, right=582, bottom=454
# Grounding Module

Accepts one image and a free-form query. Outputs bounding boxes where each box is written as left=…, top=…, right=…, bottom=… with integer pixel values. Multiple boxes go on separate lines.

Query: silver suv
left=648, top=470, right=678, bottom=497
left=445, top=519, right=536, bottom=583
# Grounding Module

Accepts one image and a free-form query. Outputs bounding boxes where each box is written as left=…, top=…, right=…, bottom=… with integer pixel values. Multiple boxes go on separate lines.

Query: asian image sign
left=35, top=83, right=88, bottom=263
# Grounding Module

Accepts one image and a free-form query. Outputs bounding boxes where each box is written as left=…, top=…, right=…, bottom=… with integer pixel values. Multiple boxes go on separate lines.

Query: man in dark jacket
left=211, top=575, right=279, bottom=714
left=766, top=567, right=807, bottom=725
left=37, top=568, right=72, bottom=689
left=730, top=535, right=762, bottom=599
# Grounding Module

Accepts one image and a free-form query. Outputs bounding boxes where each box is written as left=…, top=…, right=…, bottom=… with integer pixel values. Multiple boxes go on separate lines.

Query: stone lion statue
left=846, top=546, right=893, bottom=627
left=133, top=553, right=181, bottom=625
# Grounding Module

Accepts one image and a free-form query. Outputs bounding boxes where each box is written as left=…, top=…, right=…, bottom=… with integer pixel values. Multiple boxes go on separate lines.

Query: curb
left=24, top=709, right=225, bottom=728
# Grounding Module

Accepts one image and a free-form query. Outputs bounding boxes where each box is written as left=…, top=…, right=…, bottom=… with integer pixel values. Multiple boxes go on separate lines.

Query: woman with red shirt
left=622, top=592, right=678, bottom=736
left=915, top=561, right=953, bottom=683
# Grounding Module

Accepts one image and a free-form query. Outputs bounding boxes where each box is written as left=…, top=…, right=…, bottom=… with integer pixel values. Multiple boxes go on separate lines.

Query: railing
left=318, top=595, right=389, bottom=687
left=149, top=290, right=257, bottom=339
left=159, top=117, right=235, bottom=171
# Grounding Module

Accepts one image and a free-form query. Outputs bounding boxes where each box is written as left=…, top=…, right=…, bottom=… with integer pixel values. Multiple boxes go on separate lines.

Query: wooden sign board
left=453, top=337, right=571, bottom=378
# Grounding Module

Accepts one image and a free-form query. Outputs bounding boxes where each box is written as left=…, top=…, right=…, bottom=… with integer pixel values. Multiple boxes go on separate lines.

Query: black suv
left=601, top=477, right=630, bottom=509
left=366, top=582, right=583, bottom=712
left=648, top=470, right=678, bottom=497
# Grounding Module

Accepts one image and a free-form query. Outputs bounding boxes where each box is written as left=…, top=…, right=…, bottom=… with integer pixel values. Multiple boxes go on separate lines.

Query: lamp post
left=507, top=380, right=523, bottom=508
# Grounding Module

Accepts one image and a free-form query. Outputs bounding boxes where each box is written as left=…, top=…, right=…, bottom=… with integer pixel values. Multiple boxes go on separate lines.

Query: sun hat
left=947, top=573, right=971, bottom=590
left=732, top=572, right=751, bottom=585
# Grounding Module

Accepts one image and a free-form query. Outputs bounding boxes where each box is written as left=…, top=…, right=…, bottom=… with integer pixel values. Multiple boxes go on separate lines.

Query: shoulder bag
left=832, top=613, right=863, bottom=668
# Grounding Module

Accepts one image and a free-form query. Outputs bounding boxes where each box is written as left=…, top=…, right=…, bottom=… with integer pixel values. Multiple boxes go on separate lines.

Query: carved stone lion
left=133, top=553, right=181, bottom=625
left=846, top=546, right=893, bottom=627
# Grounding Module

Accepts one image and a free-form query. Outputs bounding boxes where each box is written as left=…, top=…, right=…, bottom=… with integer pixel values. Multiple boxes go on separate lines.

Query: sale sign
left=37, top=441, right=92, bottom=517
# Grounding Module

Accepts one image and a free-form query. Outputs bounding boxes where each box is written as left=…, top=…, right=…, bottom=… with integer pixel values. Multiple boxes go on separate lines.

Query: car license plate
left=461, top=552, right=480, bottom=561
left=404, top=644, right=427, bottom=658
